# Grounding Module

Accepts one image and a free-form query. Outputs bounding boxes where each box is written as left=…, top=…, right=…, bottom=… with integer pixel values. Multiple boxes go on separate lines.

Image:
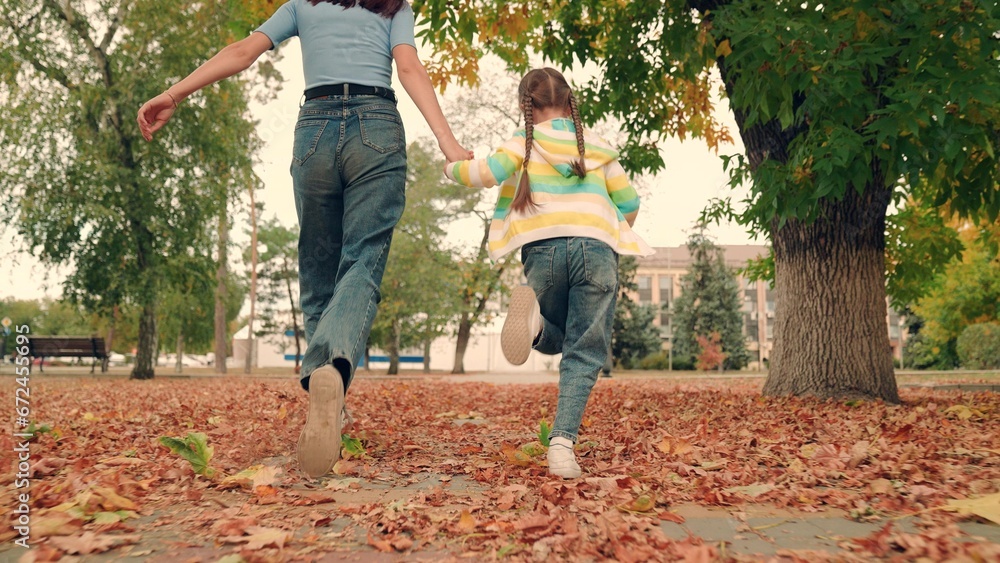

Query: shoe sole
left=502, top=286, right=537, bottom=366
left=297, top=365, right=344, bottom=478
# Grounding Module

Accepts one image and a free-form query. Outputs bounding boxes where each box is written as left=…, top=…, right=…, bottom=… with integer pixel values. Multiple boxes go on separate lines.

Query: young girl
left=444, top=68, right=654, bottom=478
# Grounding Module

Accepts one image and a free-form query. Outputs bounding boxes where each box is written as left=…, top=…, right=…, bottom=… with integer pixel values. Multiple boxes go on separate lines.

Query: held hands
left=136, top=91, right=179, bottom=141
left=439, top=137, right=473, bottom=163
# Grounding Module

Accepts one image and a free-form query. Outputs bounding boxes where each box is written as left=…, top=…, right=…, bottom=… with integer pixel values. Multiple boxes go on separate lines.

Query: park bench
left=28, top=336, right=109, bottom=374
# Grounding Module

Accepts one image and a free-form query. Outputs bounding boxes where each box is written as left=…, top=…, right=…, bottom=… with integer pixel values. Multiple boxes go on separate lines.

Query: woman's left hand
left=440, top=137, right=473, bottom=163
left=137, top=92, right=178, bottom=141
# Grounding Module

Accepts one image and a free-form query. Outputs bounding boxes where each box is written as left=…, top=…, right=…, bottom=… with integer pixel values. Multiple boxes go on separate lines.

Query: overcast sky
left=1, top=39, right=758, bottom=302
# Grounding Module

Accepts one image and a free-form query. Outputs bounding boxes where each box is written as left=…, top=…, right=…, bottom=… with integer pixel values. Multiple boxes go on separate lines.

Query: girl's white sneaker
left=547, top=437, right=582, bottom=478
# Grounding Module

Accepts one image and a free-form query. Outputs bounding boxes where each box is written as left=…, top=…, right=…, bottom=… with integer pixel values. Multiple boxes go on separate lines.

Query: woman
left=137, top=0, right=469, bottom=479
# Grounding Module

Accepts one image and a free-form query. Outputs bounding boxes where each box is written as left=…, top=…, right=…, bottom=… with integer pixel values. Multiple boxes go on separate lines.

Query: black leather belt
left=304, top=83, right=397, bottom=103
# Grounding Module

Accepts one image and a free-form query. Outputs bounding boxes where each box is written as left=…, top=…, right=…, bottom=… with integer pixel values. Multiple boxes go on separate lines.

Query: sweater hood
left=525, top=118, right=620, bottom=177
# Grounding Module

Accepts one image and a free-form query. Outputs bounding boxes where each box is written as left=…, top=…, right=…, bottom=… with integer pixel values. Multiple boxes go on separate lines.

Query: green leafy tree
left=611, top=256, right=662, bottom=369
left=0, top=298, right=93, bottom=336
left=671, top=230, right=750, bottom=371
left=439, top=67, right=522, bottom=373
left=956, top=323, right=1000, bottom=370
left=158, top=255, right=216, bottom=371
left=371, top=141, right=471, bottom=374
left=912, top=230, right=1000, bottom=367
left=886, top=195, right=965, bottom=310
left=0, top=0, right=266, bottom=379
left=158, top=252, right=245, bottom=370
left=415, top=0, right=1000, bottom=402
left=253, top=219, right=303, bottom=372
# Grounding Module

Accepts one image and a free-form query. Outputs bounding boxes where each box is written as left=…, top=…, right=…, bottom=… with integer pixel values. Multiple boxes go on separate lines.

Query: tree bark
left=215, top=209, right=229, bottom=374
left=452, top=312, right=471, bottom=374
left=282, top=255, right=302, bottom=373
left=710, top=28, right=899, bottom=403
left=451, top=218, right=506, bottom=374
left=245, top=185, right=258, bottom=375
left=388, top=319, right=400, bottom=375
left=131, top=302, right=157, bottom=380
left=105, top=305, right=117, bottom=367
left=763, top=184, right=898, bottom=402
left=423, top=339, right=431, bottom=374
left=175, top=332, right=184, bottom=374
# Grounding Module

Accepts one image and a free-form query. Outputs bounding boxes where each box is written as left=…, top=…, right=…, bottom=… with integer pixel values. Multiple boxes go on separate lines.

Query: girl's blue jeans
left=291, top=95, right=407, bottom=392
left=522, top=237, right=619, bottom=443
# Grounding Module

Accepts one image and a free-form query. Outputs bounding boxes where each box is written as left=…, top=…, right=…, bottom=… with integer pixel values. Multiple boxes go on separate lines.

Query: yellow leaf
left=92, top=487, right=137, bottom=511
left=628, top=495, right=656, bottom=512
left=944, top=493, right=1000, bottom=525
left=945, top=405, right=982, bottom=420
left=457, top=510, right=477, bottom=533
left=657, top=435, right=694, bottom=455
left=715, top=39, right=732, bottom=58
left=277, top=404, right=287, bottom=420
left=220, top=464, right=264, bottom=489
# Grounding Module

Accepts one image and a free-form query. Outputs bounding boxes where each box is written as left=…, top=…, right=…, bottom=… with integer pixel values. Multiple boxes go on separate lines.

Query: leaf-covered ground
left=1, top=374, right=998, bottom=562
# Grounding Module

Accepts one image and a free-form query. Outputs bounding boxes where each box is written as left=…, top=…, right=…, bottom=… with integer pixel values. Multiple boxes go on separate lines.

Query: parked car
left=108, top=352, right=128, bottom=367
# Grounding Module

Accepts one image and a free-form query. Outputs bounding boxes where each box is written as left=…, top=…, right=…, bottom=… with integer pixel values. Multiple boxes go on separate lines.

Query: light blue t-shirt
left=255, top=0, right=416, bottom=90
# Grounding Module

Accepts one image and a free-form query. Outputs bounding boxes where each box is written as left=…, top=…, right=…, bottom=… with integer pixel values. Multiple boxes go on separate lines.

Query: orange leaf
left=457, top=509, right=477, bottom=533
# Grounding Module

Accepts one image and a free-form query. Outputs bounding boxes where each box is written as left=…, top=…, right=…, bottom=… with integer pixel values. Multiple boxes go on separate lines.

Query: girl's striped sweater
left=444, top=118, right=654, bottom=261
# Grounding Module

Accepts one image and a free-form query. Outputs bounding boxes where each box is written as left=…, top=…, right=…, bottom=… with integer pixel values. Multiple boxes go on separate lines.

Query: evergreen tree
left=672, top=229, right=750, bottom=371
left=611, top=256, right=662, bottom=369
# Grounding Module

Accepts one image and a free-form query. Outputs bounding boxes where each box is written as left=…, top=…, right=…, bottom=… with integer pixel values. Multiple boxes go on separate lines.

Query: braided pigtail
left=510, top=91, right=538, bottom=214
left=568, top=92, right=587, bottom=179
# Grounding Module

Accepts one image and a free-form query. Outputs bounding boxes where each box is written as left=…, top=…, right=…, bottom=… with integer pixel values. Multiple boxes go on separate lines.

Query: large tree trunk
left=130, top=218, right=157, bottom=380
left=709, top=29, right=899, bottom=403
left=387, top=319, right=401, bottom=375
left=452, top=312, right=471, bottom=374
left=104, top=305, right=117, bottom=372
left=763, top=184, right=898, bottom=402
left=175, top=332, right=184, bottom=374
left=245, top=185, right=258, bottom=375
left=283, top=255, right=302, bottom=373
left=131, top=302, right=157, bottom=380
left=214, top=209, right=229, bottom=374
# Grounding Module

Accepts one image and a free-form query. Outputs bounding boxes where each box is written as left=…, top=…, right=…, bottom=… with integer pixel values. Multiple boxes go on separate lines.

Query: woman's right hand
left=137, top=92, right=178, bottom=141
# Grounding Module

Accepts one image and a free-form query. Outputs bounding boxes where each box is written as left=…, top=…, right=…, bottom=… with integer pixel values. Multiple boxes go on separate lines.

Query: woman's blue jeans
left=291, top=95, right=406, bottom=392
left=522, top=237, right=619, bottom=443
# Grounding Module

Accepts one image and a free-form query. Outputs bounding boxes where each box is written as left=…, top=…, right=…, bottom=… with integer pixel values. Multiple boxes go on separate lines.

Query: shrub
left=904, top=333, right=959, bottom=370
left=956, top=323, right=1000, bottom=369
left=635, top=352, right=697, bottom=370
left=638, top=352, right=670, bottom=370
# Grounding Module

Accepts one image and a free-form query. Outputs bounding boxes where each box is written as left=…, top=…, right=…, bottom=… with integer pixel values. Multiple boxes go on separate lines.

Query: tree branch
left=100, top=0, right=130, bottom=53
left=2, top=11, right=77, bottom=91
left=687, top=0, right=729, bottom=13
left=44, top=0, right=113, bottom=87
